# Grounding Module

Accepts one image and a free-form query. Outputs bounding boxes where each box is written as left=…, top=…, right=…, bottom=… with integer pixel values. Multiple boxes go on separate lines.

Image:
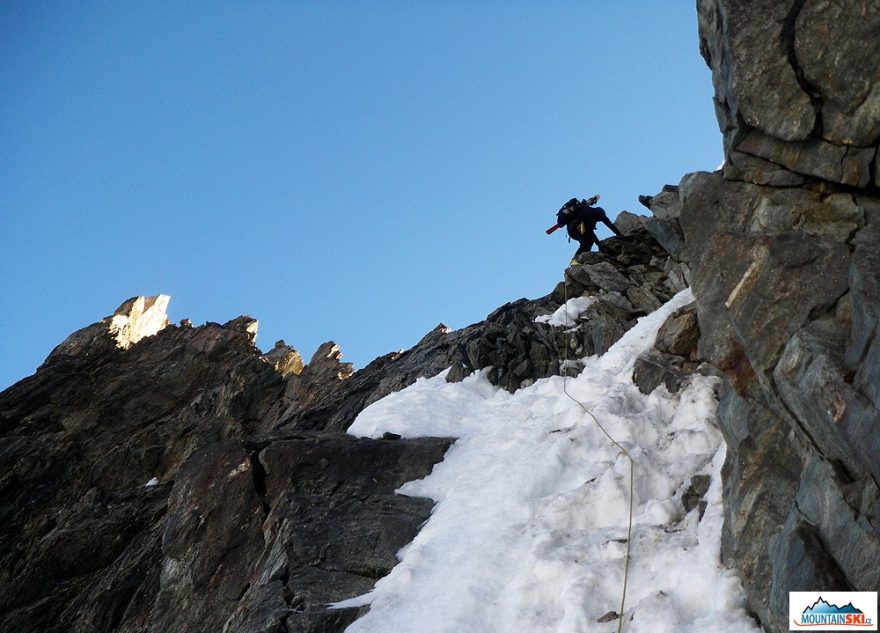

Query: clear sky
left=0, top=2, right=722, bottom=390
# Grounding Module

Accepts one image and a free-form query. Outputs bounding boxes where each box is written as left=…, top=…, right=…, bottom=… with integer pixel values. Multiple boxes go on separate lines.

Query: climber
left=546, top=195, right=622, bottom=260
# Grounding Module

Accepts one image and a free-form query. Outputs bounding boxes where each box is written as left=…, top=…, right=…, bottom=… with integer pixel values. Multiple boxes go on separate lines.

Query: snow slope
left=339, top=289, right=760, bottom=633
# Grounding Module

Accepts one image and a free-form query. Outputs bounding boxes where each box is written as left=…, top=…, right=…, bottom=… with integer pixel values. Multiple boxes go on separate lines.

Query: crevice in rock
left=770, top=378, right=824, bottom=457
left=805, top=290, right=849, bottom=324
left=846, top=328, right=875, bottom=375
left=730, top=145, right=807, bottom=185
left=828, top=459, right=856, bottom=486
left=728, top=110, right=752, bottom=155
left=248, top=449, right=271, bottom=518
left=868, top=148, right=879, bottom=190
left=235, top=582, right=251, bottom=601
left=782, top=0, right=823, bottom=138
left=106, top=585, right=137, bottom=632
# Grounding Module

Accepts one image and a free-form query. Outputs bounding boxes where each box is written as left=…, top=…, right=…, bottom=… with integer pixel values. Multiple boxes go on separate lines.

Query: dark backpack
left=557, top=199, right=606, bottom=241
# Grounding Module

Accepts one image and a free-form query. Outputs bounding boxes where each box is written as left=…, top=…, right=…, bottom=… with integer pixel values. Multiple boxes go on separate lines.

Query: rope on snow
left=561, top=273, right=634, bottom=633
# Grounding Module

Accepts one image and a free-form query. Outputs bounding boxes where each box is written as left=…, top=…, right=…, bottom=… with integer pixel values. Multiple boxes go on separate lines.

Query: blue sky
left=1, top=2, right=722, bottom=389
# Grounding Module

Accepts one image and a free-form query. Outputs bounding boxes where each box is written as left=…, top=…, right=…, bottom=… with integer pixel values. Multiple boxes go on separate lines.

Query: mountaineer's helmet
left=560, top=197, right=579, bottom=212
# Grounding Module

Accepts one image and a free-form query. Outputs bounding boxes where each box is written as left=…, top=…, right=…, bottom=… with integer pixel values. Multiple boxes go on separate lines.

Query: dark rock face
left=661, top=3, right=880, bottom=629
left=0, top=301, right=452, bottom=633
left=152, top=435, right=449, bottom=633
left=0, top=223, right=688, bottom=633
left=14, top=5, right=880, bottom=631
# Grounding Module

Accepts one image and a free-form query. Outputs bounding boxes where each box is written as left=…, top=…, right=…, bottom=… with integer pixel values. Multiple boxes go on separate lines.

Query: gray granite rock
left=659, top=9, right=880, bottom=626
left=666, top=103, right=880, bottom=633
left=613, top=210, right=644, bottom=235
left=697, top=0, right=817, bottom=145
left=795, top=0, right=880, bottom=147
left=697, top=0, right=880, bottom=188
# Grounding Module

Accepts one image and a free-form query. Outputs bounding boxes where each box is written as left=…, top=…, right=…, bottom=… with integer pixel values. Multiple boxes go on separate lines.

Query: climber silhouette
left=546, top=195, right=621, bottom=259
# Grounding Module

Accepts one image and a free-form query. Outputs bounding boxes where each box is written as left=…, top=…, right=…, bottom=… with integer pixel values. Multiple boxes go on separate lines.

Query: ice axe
left=545, top=194, right=600, bottom=234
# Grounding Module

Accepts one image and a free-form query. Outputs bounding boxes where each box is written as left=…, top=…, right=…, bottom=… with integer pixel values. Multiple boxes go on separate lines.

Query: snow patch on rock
left=535, top=296, right=596, bottom=326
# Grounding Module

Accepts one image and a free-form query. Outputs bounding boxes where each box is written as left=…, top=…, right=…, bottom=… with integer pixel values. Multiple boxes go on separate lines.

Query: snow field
left=339, top=289, right=760, bottom=633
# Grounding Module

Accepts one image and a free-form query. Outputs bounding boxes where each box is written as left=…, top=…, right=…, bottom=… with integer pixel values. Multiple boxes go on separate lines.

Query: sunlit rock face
left=41, top=294, right=171, bottom=366
left=108, top=295, right=172, bottom=349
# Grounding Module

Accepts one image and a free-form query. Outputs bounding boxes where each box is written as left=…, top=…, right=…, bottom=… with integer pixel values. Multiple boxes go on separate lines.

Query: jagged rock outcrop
left=0, top=297, right=452, bottom=633
left=446, top=223, right=689, bottom=392
left=0, top=216, right=695, bottom=632
left=45, top=294, right=171, bottom=360
left=645, top=3, right=880, bottom=630
left=262, top=340, right=305, bottom=377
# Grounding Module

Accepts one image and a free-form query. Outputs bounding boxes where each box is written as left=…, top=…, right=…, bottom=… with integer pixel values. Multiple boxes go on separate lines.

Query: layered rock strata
left=641, top=2, right=880, bottom=629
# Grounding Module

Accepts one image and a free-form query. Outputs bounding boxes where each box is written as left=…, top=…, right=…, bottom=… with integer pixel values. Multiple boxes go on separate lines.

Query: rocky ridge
left=0, top=221, right=694, bottom=633
left=0, top=303, right=454, bottom=633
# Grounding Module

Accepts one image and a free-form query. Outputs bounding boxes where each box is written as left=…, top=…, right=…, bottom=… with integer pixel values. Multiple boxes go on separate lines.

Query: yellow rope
left=561, top=271, right=634, bottom=633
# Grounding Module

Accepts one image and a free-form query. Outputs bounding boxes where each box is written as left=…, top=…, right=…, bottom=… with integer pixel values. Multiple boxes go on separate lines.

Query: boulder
left=637, top=185, right=681, bottom=220
left=631, top=301, right=701, bottom=396
left=613, top=210, right=644, bottom=235
left=643, top=217, right=685, bottom=258
left=655, top=302, right=699, bottom=360
left=632, top=350, right=695, bottom=395
left=682, top=474, right=711, bottom=517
